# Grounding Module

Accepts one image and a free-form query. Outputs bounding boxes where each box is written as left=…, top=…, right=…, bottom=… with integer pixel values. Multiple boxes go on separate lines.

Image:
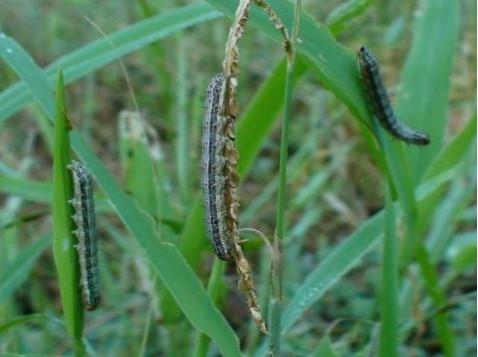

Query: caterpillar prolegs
left=358, top=46, right=430, bottom=146
left=68, top=160, right=100, bottom=311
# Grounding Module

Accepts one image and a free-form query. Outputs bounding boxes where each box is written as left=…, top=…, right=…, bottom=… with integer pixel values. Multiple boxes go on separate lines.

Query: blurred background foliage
left=0, top=0, right=475, bottom=356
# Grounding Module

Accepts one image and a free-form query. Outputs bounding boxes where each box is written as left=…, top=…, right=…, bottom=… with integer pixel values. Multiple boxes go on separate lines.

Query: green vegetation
left=0, top=0, right=475, bottom=356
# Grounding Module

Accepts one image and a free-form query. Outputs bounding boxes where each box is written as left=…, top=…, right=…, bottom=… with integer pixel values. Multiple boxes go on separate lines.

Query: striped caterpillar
left=201, top=73, right=233, bottom=261
left=201, top=73, right=268, bottom=333
left=68, top=160, right=100, bottom=311
left=358, top=46, right=430, bottom=146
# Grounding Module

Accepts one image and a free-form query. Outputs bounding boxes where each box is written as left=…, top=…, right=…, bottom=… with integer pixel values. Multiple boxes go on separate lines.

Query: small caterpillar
left=201, top=73, right=233, bottom=261
left=358, top=46, right=430, bottom=146
left=68, top=160, right=100, bottom=311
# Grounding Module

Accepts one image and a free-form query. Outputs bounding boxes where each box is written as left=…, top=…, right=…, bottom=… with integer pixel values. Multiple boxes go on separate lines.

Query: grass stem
left=379, top=186, right=398, bottom=357
left=270, top=1, right=302, bottom=354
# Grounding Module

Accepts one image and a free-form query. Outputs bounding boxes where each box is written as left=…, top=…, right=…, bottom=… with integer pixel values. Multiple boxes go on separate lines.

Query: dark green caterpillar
left=358, top=46, right=430, bottom=146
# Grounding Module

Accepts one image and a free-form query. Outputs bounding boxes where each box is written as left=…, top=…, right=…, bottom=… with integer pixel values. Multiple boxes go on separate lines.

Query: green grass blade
left=0, top=176, right=51, bottom=203
left=281, top=170, right=457, bottom=334
left=0, top=314, right=60, bottom=334
left=51, top=71, right=84, bottom=346
left=193, top=259, right=227, bottom=357
left=1, top=34, right=241, bottom=356
left=0, top=3, right=221, bottom=123
left=282, top=211, right=384, bottom=333
left=0, top=235, right=50, bottom=303
left=118, top=112, right=159, bottom=219
left=396, top=0, right=460, bottom=182
left=379, top=189, right=398, bottom=357
left=0, top=34, right=55, bottom=116
left=238, top=56, right=308, bottom=174
left=175, top=38, right=191, bottom=203
left=270, top=1, right=303, bottom=353
left=415, top=243, right=455, bottom=356
left=118, top=111, right=186, bottom=344
left=326, top=0, right=374, bottom=35
left=425, top=115, right=477, bottom=180
left=0, top=175, right=111, bottom=213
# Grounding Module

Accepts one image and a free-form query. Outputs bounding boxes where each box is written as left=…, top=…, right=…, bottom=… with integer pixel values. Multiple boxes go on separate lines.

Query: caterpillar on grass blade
left=201, top=73, right=268, bottom=333
left=358, top=46, right=430, bottom=146
left=201, top=73, right=233, bottom=261
left=68, top=160, right=100, bottom=311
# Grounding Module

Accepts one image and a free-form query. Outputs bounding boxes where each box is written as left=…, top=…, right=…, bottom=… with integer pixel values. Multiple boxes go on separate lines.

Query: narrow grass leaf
left=0, top=176, right=51, bottom=203
left=118, top=112, right=159, bottom=219
left=415, top=243, right=455, bottom=356
left=379, top=189, right=398, bottom=357
left=326, top=0, right=374, bottom=35
left=51, top=71, right=84, bottom=341
left=0, top=34, right=54, bottom=116
left=118, top=111, right=184, bottom=329
left=0, top=235, right=50, bottom=303
left=425, top=115, right=477, bottom=180
left=396, top=0, right=460, bottom=182
left=282, top=211, right=384, bottom=332
left=281, top=169, right=457, bottom=334
left=0, top=314, right=62, bottom=335
left=194, top=259, right=227, bottom=357
left=0, top=175, right=111, bottom=213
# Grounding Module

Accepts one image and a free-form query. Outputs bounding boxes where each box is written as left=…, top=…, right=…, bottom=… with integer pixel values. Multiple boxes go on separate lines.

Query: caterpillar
left=201, top=74, right=268, bottom=333
left=68, top=160, right=100, bottom=311
left=201, top=73, right=233, bottom=261
left=358, top=46, right=430, bottom=146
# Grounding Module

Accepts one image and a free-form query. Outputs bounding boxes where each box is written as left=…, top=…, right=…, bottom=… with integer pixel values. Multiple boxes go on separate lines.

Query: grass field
left=0, top=0, right=476, bottom=356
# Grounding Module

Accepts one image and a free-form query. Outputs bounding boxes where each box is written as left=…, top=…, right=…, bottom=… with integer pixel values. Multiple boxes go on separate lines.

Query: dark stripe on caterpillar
left=201, top=74, right=233, bottom=261
left=358, top=46, right=430, bottom=146
left=68, top=160, right=100, bottom=310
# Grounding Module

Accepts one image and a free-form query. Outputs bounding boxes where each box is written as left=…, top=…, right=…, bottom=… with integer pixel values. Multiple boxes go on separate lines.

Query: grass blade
left=326, top=0, right=374, bottom=35
left=51, top=71, right=84, bottom=347
left=379, top=188, right=398, bottom=357
left=1, top=33, right=241, bottom=356
left=415, top=243, right=455, bottom=356
left=270, top=1, right=302, bottom=353
left=0, top=235, right=50, bottom=303
left=396, top=0, right=460, bottom=182
left=425, top=115, right=477, bottom=180
left=281, top=169, right=457, bottom=334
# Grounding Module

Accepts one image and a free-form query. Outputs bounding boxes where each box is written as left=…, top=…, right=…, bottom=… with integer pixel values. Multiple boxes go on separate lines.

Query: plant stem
left=176, top=36, right=190, bottom=203
left=379, top=186, right=398, bottom=357
left=270, top=1, right=302, bottom=354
